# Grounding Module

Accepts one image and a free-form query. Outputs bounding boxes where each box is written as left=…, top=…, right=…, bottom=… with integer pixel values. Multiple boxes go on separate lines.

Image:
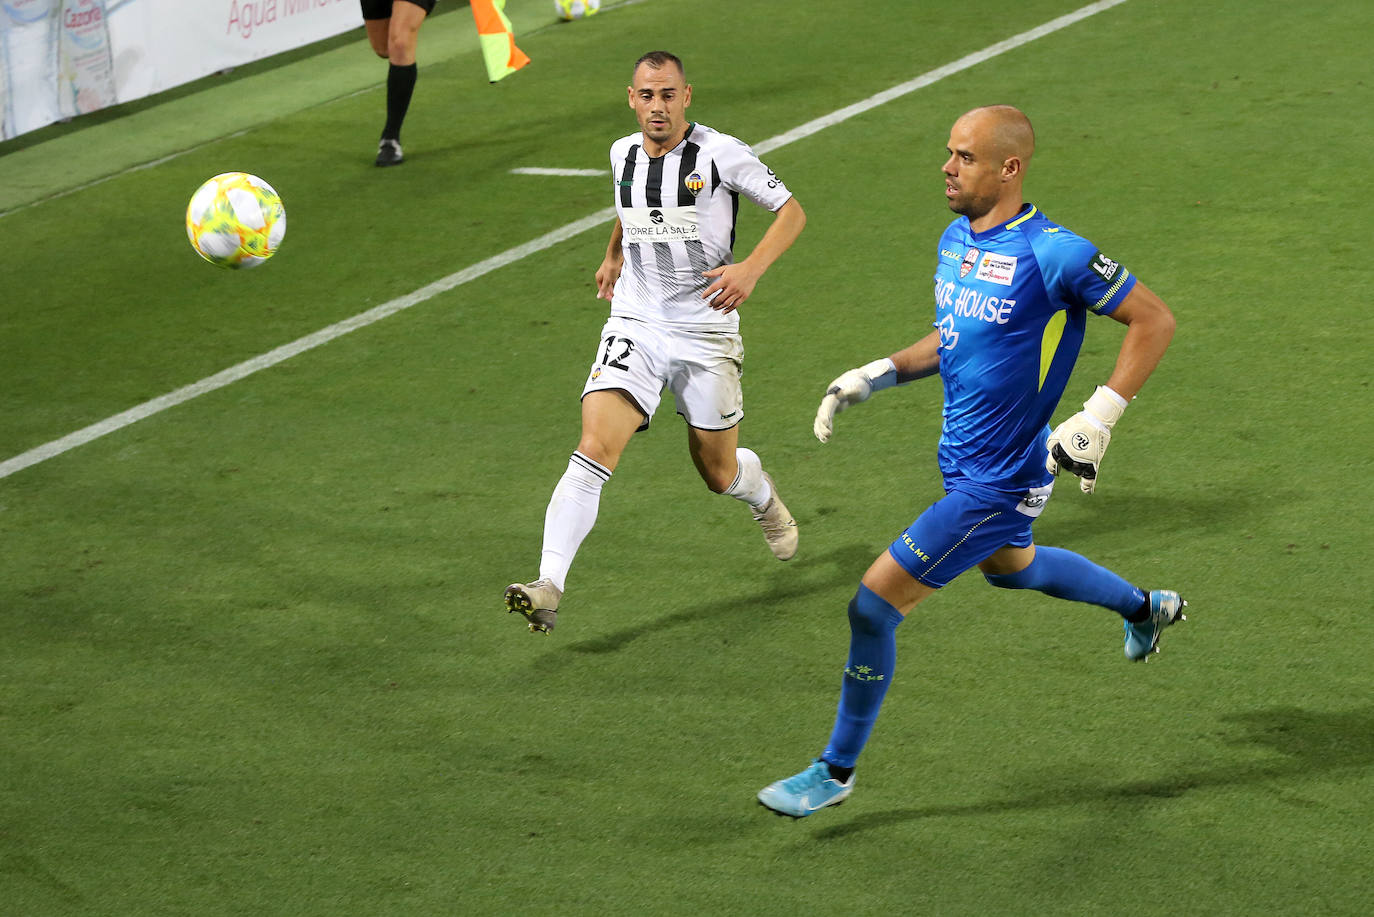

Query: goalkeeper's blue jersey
left=932, top=203, right=1136, bottom=490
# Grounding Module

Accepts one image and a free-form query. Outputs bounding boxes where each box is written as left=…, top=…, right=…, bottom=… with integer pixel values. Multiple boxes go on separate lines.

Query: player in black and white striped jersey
left=608, top=120, right=791, bottom=323
left=504, top=51, right=807, bottom=635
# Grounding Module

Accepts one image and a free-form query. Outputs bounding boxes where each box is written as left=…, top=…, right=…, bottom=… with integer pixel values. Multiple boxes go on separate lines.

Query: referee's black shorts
left=360, top=0, right=436, bottom=20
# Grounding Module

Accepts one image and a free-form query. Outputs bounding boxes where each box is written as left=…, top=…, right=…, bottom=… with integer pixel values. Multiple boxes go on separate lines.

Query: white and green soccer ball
left=554, top=0, right=599, bottom=20
left=185, top=172, right=286, bottom=269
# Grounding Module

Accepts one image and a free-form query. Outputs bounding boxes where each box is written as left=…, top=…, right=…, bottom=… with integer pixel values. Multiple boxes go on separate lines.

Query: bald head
left=942, top=105, right=1035, bottom=230
left=957, top=105, right=1035, bottom=167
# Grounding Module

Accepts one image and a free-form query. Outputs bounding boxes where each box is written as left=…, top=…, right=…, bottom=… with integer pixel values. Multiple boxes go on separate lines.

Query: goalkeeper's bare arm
left=1047, top=281, right=1176, bottom=493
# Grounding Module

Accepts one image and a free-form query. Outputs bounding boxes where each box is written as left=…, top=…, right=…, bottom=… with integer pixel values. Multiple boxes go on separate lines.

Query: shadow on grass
left=527, top=542, right=876, bottom=668
left=809, top=706, right=1374, bottom=840
left=1034, top=485, right=1274, bottom=543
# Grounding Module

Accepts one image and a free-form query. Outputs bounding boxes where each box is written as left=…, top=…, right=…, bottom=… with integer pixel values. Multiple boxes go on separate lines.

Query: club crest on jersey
left=683, top=171, right=705, bottom=196
left=960, top=248, right=980, bottom=279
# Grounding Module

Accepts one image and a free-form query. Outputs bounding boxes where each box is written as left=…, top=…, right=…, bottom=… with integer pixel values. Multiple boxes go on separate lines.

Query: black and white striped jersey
left=608, top=122, right=792, bottom=330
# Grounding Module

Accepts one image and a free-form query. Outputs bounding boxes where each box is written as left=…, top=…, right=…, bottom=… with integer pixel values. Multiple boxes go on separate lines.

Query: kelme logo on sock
left=844, top=664, right=886, bottom=683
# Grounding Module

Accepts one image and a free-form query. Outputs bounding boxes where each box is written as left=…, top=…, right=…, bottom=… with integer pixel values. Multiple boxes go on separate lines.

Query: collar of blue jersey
left=964, top=203, right=1038, bottom=238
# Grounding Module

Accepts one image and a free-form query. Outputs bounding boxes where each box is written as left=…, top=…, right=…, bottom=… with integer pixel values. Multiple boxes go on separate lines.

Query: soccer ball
left=554, top=0, right=599, bottom=20
left=185, top=172, right=286, bottom=269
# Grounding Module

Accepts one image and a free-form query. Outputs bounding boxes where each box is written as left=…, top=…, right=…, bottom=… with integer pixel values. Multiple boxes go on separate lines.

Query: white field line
left=0, top=0, right=1129, bottom=481
left=510, top=167, right=607, bottom=177
left=0, top=208, right=615, bottom=480
left=753, top=0, right=1128, bottom=156
left=0, top=130, right=251, bottom=220
left=0, top=0, right=650, bottom=220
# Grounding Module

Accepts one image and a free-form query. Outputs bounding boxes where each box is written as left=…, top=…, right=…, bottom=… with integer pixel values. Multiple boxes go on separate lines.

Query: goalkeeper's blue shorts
left=888, top=479, right=1054, bottom=588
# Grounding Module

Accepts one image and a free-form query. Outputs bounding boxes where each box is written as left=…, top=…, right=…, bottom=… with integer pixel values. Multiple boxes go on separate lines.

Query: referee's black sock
left=382, top=63, right=418, bottom=142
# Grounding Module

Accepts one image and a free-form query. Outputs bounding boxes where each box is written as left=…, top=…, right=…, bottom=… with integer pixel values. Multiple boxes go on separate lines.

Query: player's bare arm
left=702, top=198, right=806, bottom=313
left=889, top=330, right=942, bottom=383
left=1047, top=280, right=1176, bottom=493
left=595, top=219, right=625, bottom=301
left=1102, top=280, right=1176, bottom=399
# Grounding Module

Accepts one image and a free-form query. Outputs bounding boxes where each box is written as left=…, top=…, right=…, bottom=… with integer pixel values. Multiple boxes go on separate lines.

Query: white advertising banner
left=1, top=0, right=363, bottom=140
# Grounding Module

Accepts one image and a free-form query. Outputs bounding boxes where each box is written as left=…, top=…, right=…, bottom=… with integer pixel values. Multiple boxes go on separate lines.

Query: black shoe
left=375, top=139, right=404, bottom=167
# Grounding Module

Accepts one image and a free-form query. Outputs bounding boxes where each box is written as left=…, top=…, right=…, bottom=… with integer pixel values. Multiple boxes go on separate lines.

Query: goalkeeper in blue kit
left=758, top=105, right=1186, bottom=818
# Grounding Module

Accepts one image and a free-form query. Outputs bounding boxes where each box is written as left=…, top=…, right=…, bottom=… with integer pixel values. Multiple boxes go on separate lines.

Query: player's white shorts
left=581, top=315, right=743, bottom=431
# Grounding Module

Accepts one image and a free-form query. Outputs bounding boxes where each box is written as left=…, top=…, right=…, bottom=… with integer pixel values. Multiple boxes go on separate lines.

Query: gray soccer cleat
left=504, top=578, right=562, bottom=634
left=751, top=473, right=798, bottom=561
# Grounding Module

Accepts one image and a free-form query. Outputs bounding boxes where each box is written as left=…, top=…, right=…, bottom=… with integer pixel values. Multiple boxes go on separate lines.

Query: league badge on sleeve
left=1089, top=251, right=1122, bottom=282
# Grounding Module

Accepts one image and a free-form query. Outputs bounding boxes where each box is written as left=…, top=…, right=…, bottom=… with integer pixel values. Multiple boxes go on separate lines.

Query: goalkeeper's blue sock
left=821, top=584, right=904, bottom=771
left=984, top=546, right=1146, bottom=620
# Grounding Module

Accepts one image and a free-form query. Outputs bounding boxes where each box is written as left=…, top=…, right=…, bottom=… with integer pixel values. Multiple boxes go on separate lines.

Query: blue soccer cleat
left=757, top=759, right=854, bottom=818
left=1124, top=589, right=1188, bottom=661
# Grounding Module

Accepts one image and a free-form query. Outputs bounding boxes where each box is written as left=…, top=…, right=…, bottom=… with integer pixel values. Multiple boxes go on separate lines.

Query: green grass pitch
left=2, top=1, right=1371, bottom=914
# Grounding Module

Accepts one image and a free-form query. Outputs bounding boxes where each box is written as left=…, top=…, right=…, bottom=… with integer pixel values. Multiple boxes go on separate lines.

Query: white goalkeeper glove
left=1046, top=385, right=1129, bottom=493
left=813, top=358, right=898, bottom=443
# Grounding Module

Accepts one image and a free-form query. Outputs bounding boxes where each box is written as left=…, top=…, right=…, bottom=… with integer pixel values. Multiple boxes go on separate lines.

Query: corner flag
left=471, top=0, right=530, bottom=83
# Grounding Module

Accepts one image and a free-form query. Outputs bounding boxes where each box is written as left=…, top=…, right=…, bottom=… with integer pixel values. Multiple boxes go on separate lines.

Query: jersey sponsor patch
left=621, top=205, right=701, bottom=243
left=975, top=252, right=1018, bottom=286
left=1089, top=251, right=1122, bottom=282
left=960, top=247, right=980, bottom=278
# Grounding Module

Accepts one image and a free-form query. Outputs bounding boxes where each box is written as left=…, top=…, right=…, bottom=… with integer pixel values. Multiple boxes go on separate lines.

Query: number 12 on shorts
left=600, top=335, right=635, bottom=370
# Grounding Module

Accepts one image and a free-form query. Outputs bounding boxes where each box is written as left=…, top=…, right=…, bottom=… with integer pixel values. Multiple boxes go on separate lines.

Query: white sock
left=538, top=452, right=610, bottom=592
left=723, top=447, right=772, bottom=508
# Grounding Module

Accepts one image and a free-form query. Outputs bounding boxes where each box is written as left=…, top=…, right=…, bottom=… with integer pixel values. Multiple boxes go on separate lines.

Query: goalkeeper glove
left=1046, top=385, right=1129, bottom=494
left=813, top=358, right=898, bottom=443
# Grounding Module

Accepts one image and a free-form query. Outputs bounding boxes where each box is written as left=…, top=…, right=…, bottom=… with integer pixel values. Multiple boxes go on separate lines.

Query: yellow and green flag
left=471, top=0, right=530, bottom=83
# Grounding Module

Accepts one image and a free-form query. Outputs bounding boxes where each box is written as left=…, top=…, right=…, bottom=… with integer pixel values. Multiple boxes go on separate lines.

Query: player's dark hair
left=632, top=51, right=685, bottom=83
